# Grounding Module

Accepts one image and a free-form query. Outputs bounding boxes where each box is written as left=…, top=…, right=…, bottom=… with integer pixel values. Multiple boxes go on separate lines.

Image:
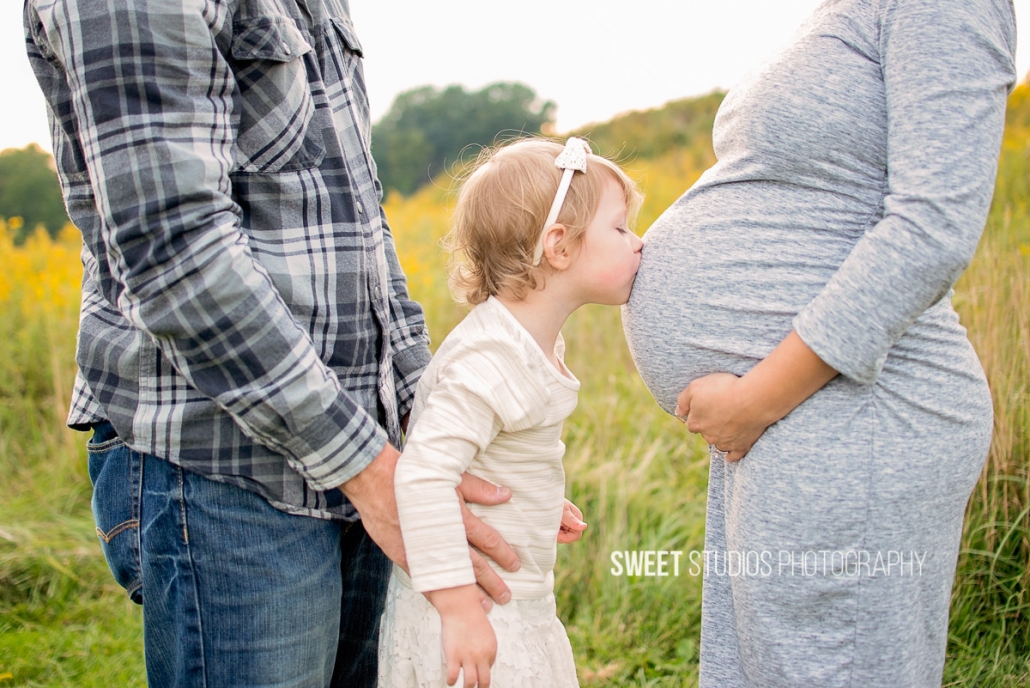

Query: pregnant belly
left=622, top=211, right=836, bottom=414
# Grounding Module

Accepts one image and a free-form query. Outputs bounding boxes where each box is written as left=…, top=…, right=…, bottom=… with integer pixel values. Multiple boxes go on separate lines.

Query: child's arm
left=396, top=339, right=547, bottom=592
left=424, top=584, right=497, bottom=687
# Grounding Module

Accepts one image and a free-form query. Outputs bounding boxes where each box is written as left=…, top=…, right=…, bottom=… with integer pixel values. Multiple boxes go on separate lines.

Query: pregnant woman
left=623, top=0, right=1016, bottom=685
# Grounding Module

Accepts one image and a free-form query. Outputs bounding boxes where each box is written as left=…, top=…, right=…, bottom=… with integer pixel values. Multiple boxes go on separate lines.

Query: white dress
left=378, top=297, right=581, bottom=688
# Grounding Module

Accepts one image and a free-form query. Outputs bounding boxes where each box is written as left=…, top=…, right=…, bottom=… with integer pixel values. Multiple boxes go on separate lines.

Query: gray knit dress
left=622, top=0, right=1016, bottom=685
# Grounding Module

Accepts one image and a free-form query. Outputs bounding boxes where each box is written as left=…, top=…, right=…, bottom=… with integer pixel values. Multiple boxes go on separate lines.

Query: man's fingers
left=476, top=585, right=494, bottom=612
left=469, top=547, right=511, bottom=605
left=458, top=472, right=511, bottom=506
left=461, top=500, right=520, bottom=572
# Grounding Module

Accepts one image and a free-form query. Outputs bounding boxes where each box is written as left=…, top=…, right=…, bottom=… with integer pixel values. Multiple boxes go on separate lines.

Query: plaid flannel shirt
left=24, top=0, right=431, bottom=520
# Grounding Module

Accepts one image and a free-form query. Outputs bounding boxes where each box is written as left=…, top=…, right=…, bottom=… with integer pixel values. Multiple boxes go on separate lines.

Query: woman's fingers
left=674, top=385, right=692, bottom=419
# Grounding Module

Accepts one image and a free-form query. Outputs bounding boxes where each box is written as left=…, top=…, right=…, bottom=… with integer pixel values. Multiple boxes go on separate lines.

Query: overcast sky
left=4, top=1, right=1029, bottom=154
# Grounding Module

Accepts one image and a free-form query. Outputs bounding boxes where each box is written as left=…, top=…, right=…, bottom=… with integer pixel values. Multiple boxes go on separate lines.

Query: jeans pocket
left=87, top=424, right=143, bottom=604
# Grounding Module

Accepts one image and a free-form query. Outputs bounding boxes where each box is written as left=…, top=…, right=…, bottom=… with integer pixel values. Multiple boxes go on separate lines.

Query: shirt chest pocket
left=229, top=17, right=325, bottom=174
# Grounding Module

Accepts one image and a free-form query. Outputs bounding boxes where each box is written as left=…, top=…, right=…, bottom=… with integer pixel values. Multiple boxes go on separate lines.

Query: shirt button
left=356, top=202, right=364, bottom=215
left=374, top=286, right=382, bottom=299
left=282, top=42, right=291, bottom=55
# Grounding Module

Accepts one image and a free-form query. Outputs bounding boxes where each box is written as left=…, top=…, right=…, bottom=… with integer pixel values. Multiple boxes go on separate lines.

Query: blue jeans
left=86, top=422, right=390, bottom=687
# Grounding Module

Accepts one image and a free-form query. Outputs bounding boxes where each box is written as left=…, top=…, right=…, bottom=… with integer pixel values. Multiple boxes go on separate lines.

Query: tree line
left=0, top=82, right=725, bottom=241
left=0, top=144, right=70, bottom=242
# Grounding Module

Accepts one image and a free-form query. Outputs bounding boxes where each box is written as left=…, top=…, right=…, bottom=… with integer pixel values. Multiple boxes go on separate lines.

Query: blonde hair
left=446, top=138, right=643, bottom=305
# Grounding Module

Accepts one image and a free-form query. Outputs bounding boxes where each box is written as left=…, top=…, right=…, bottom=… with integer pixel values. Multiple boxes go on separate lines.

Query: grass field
left=1, top=86, right=1028, bottom=685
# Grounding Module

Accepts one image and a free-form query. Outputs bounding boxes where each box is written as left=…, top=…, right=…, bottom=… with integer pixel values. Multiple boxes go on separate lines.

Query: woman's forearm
left=676, top=330, right=840, bottom=460
left=740, top=330, right=839, bottom=427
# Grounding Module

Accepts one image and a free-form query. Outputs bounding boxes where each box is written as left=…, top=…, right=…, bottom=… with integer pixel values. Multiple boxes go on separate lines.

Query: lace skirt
left=377, top=569, right=580, bottom=687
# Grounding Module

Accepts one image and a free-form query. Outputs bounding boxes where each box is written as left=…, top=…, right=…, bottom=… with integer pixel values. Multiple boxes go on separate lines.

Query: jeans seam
left=133, top=449, right=144, bottom=601
left=177, top=465, right=208, bottom=687
left=86, top=437, right=126, bottom=452
left=95, top=520, right=139, bottom=543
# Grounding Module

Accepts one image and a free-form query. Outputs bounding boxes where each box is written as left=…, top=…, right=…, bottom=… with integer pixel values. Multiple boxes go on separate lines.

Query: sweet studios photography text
left=609, top=549, right=930, bottom=578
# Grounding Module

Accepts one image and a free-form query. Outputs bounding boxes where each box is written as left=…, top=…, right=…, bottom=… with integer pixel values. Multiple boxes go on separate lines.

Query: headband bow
left=532, top=137, right=591, bottom=265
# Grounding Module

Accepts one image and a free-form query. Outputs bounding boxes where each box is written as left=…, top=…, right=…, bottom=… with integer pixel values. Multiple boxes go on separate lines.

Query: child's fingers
left=462, top=659, right=478, bottom=688
left=477, top=659, right=492, bottom=688
left=445, top=654, right=460, bottom=686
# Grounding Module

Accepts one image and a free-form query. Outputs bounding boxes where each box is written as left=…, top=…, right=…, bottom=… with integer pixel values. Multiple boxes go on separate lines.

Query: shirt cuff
left=282, top=399, right=390, bottom=492
left=793, top=304, right=886, bottom=386
left=393, top=342, right=432, bottom=419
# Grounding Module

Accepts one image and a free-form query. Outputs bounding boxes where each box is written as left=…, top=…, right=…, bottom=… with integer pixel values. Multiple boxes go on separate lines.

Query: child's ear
left=541, top=223, right=573, bottom=271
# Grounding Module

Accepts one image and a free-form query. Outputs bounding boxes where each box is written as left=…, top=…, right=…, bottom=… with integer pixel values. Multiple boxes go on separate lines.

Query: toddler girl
left=377, top=138, right=643, bottom=688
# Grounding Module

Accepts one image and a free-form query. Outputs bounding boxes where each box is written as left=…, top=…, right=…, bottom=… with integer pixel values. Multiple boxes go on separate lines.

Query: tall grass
left=943, top=86, right=1030, bottom=686
left=1, top=86, right=1028, bottom=685
left=0, top=222, right=146, bottom=686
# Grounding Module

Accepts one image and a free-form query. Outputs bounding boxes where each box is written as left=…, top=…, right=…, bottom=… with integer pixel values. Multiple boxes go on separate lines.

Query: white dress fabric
left=378, top=571, right=579, bottom=687
left=378, top=296, right=581, bottom=687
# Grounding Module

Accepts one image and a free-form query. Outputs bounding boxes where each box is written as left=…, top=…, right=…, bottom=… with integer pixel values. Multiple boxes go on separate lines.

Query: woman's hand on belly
left=676, top=373, right=769, bottom=461
left=675, top=330, right=839, bottom=461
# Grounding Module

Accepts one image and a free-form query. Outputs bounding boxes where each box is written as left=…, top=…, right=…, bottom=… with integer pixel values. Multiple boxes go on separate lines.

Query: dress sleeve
left=792, top=0, right=1016, bottom=384
left=395, top=337, right=548, bottom=593
left=24, top=0, right=387, bottom=490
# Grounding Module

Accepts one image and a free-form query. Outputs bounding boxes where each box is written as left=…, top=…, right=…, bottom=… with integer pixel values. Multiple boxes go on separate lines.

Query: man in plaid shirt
left=24, top=0, right=523, bottom=684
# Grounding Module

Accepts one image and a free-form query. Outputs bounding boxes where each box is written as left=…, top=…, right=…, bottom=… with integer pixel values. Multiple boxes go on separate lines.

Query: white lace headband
left=531, top=137, right=591, bottom=266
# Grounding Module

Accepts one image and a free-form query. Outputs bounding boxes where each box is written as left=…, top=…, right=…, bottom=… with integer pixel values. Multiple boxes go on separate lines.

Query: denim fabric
left=87, top=422, right=144, bottom=604
left=87, top=422, right=391, bottom=687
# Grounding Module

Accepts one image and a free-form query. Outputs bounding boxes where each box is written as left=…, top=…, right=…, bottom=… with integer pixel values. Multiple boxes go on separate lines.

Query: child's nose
left=631, top=232, right=644, bottom=252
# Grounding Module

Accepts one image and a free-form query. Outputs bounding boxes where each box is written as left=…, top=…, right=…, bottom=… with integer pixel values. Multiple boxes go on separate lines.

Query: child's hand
left=557, top=499, right=587, bottom=543
left=425, top=584, right=497, bottom=687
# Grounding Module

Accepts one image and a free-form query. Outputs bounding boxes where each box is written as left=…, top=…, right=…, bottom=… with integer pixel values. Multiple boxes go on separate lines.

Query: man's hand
left=340, top=453, right=522, bottom=607
left=338, top=443, right=407, bottom=567
left=457, top=473, right=519, bottom=608
left=557, top=499, right=587, bottom=544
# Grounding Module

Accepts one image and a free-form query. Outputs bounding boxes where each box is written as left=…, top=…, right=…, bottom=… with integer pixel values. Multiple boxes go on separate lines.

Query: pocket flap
left=231, top=17, right=312, bottom=62
left=330, top=17, right=364, bottom=57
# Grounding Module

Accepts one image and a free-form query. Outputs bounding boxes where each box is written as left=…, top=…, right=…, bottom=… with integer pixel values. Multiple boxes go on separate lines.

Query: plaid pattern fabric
left=24, top=0, right=431, bottom=520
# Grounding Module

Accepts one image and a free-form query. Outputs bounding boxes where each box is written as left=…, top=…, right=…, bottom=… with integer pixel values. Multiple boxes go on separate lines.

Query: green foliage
left=371, top=82, right=555, bottom=196
left=0, top=145, right=70, bottom=242
left=570, top=91, right=725, bottom=164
